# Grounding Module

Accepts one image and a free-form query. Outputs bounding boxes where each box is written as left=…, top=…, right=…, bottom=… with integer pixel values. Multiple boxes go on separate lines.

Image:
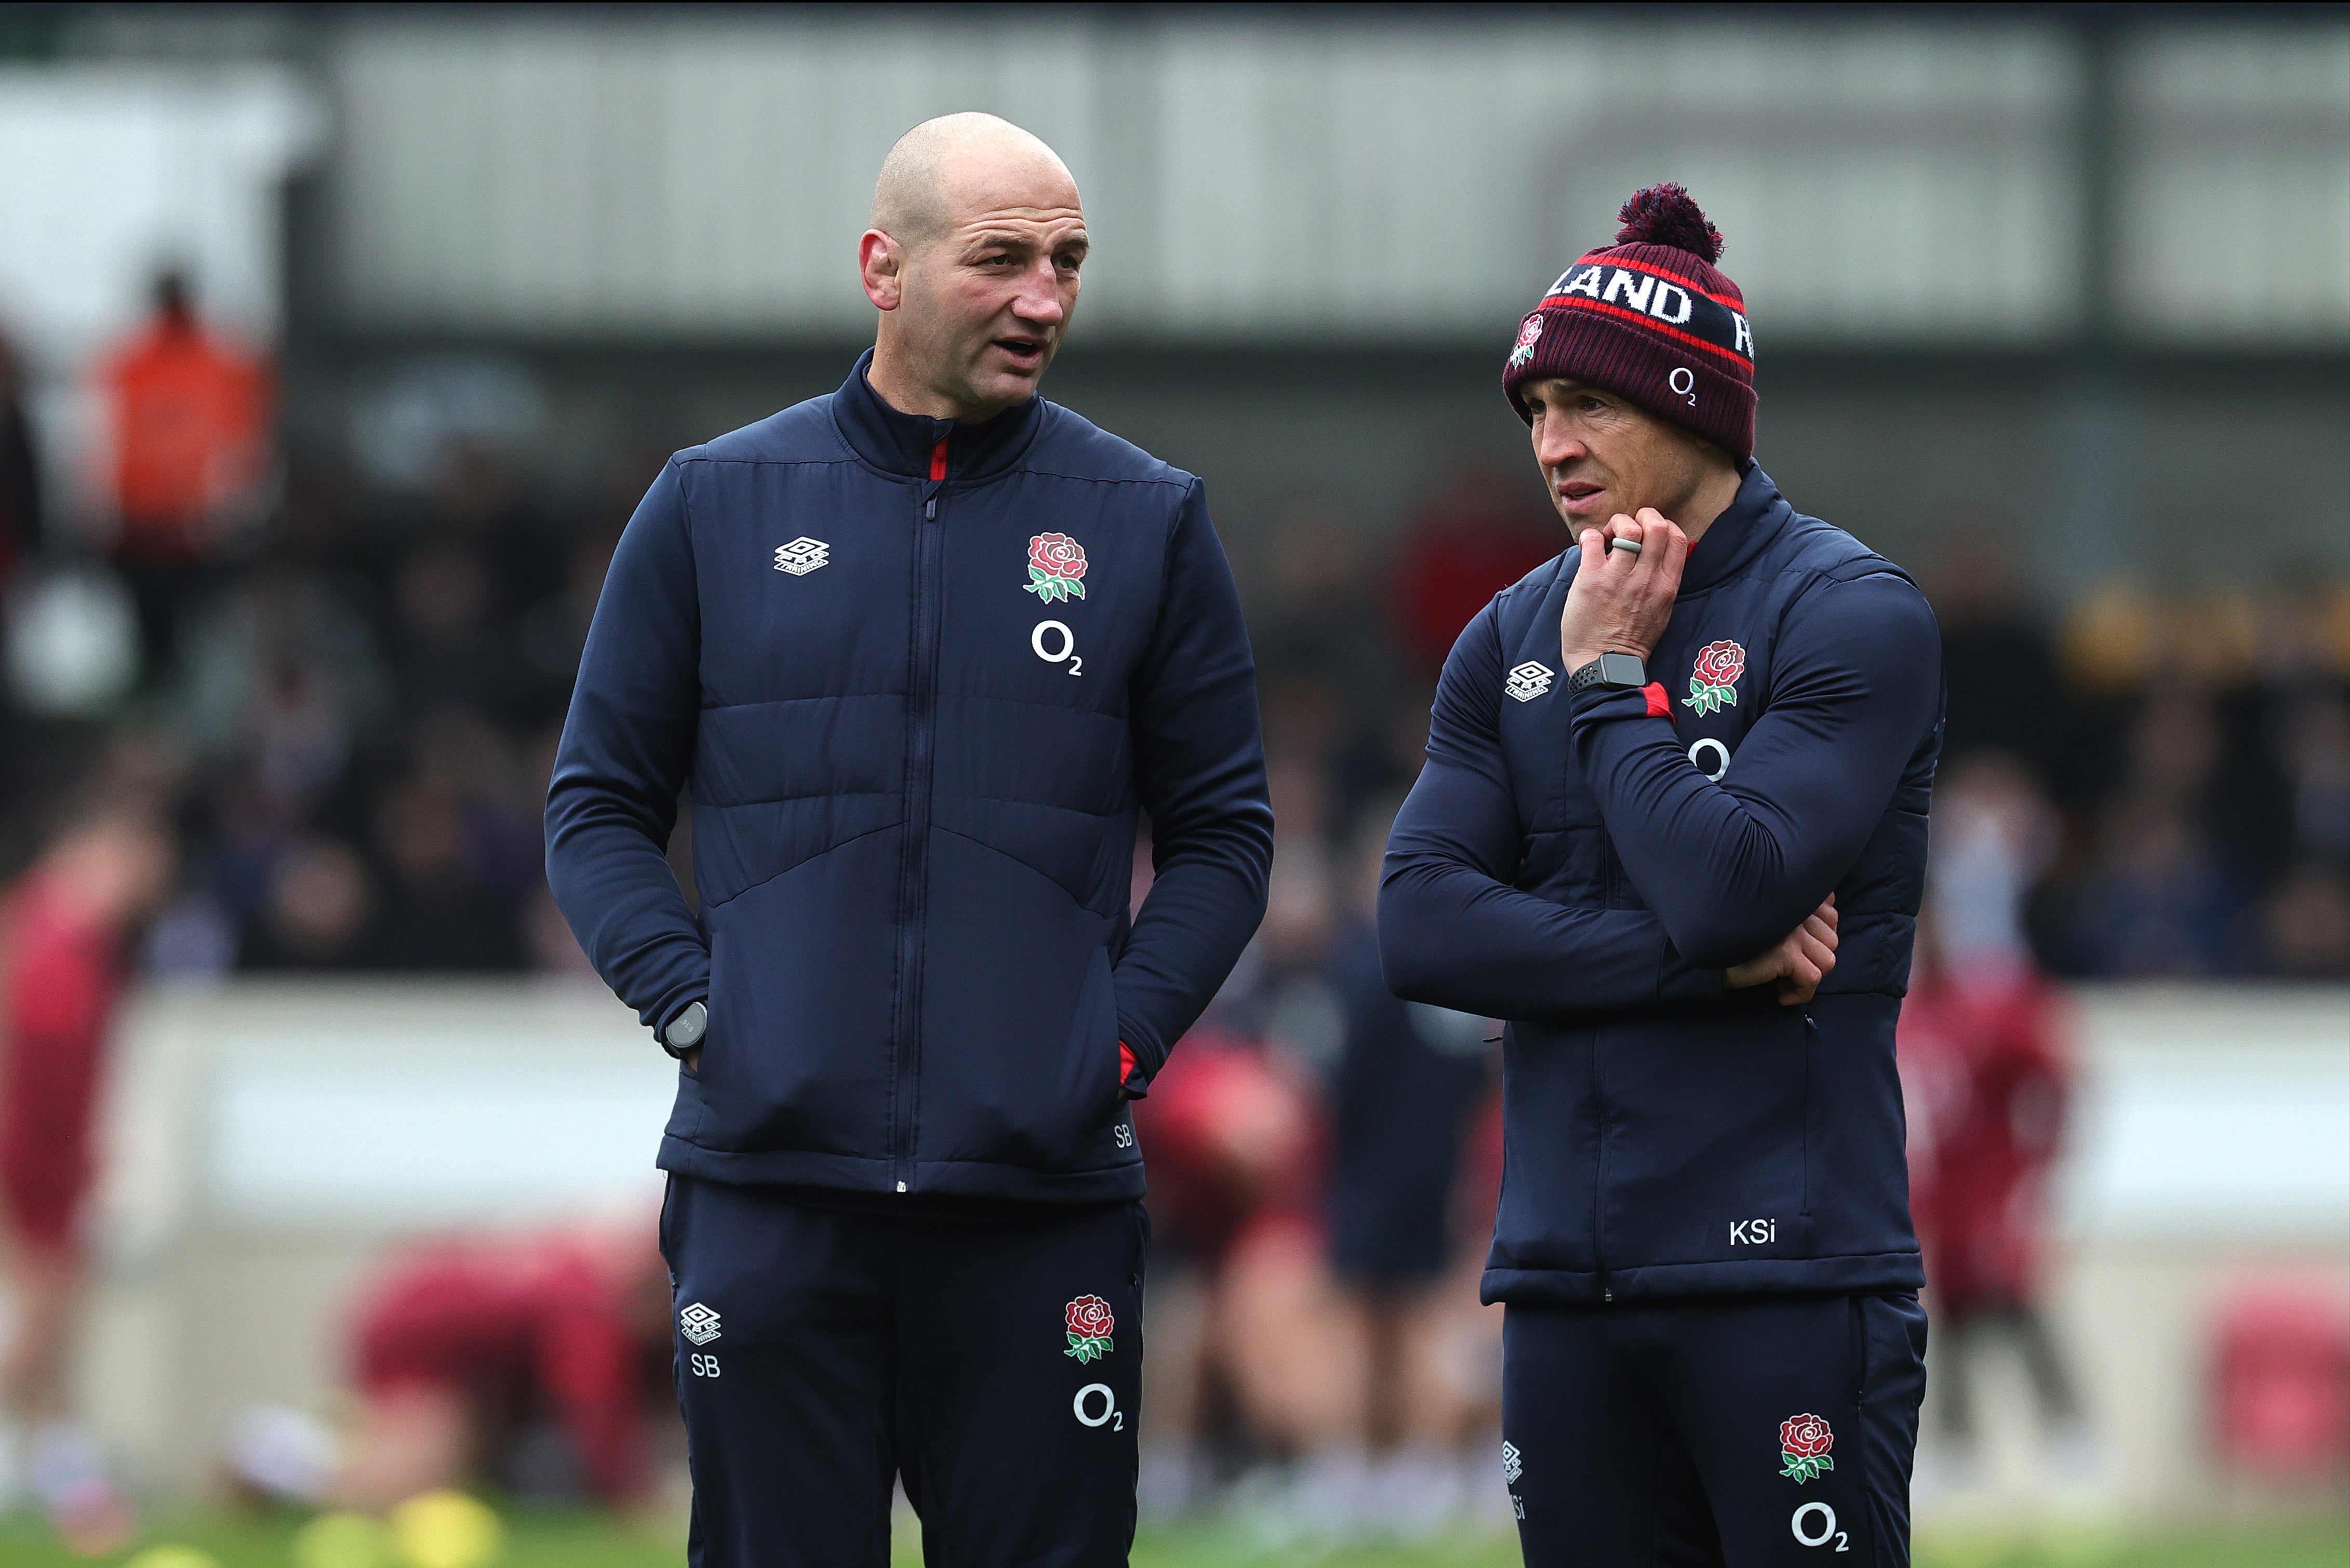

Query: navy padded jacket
left=548, top=354, right=1274, bottom=1204
left=1379, top=466, right=1942, bottom=1304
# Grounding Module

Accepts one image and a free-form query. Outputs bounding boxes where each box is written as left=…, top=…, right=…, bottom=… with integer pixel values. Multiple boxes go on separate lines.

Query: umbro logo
left=773, top=538, right=829, bottom=575
left=1506, top=661, right=1554, bottom=702
left=679, top=1302, right=722, bottom=1345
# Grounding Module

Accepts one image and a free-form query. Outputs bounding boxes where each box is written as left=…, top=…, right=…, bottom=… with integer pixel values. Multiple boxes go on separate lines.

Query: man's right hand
left=1725, top=895, right=1838, bottom=1006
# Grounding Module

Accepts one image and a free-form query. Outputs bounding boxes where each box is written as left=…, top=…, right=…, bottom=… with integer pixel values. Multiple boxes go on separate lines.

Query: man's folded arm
left=1568, top=571, right=1942, bottom=968
left=545, top=459, right=711, bottom=1037
left=1379, top=599, right=1725, bottom=1020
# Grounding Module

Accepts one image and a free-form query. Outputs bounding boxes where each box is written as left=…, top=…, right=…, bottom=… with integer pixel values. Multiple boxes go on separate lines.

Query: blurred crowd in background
left=8, top=278, right=2343, bottom=990
left=0, top=275, right=2345, bottom=1532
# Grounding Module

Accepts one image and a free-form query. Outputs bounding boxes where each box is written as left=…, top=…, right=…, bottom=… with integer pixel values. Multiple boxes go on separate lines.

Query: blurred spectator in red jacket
left=0, top=795, right=175, bottom=1547
left=98, top=270, right=275, bottom=675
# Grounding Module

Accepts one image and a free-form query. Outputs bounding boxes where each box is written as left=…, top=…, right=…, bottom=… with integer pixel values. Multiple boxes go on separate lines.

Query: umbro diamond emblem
left=679, top=1302, right=722, bottom=1345
left=773, top=538, right=830, bottom=575
left=1506, top=661, right=1554, bottom=702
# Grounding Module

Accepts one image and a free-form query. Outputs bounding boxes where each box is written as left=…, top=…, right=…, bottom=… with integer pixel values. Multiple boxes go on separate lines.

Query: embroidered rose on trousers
left=1025, top=533, right=1089, bottom=604
left=1777, top=1413, right=1835, bottom=1483
left=1064, top=1294, right=1115, bottom=1362
left=1683, top=639, right=1746, bottom=717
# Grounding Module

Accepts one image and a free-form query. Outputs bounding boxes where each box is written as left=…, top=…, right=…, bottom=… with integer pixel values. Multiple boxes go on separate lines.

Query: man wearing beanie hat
left=1381, top=185, right=1942, bottom=1565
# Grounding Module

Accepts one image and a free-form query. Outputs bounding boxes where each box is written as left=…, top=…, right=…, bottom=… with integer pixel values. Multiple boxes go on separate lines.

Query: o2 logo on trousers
left=1073, top=1383, right=1123, bottom=1430
left=1793, top=1501, right=1847, bottom=1551
left=1032, top=620, right=1082, bottom=676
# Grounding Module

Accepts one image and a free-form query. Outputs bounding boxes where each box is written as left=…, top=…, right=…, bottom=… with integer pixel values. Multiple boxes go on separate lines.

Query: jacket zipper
left=889, top=437, right=950, bottom=1192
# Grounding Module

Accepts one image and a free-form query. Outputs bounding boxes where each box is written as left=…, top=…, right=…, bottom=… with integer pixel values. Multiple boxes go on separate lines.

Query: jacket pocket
left=696, top=826, right=903, bottom=1156
left=915, top=826, right=1123, bottom=1173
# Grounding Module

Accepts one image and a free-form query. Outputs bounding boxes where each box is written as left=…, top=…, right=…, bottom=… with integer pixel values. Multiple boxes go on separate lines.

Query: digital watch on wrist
left=1568, top=651, right=1649, bottom=693
left=662, top=1000, right=707, bottom=1060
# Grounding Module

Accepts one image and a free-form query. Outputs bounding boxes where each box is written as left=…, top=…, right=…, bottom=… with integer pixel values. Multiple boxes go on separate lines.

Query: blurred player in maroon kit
left=0, top=798, right=175, bottom=1548
left=1898, top=753, right=2087, bottom=1475
left=288, top=1223, right=671, bottom=1510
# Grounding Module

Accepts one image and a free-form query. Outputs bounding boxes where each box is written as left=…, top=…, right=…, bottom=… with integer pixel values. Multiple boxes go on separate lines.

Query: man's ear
left=860, top=230, right=904, bottom=312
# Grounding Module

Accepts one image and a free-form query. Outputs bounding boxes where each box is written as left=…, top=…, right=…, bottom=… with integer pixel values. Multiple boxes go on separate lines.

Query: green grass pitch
left=0, top=1510, right=2343, bottom=1566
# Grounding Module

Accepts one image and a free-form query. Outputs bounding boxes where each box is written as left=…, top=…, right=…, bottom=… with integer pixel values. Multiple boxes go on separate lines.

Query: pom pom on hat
left=1613, top=183, right=1724, bottom=265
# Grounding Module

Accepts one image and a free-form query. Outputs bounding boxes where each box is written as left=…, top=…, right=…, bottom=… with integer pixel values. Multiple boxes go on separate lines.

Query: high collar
left=830, top=347, right=1044, bottom=482
left=1679, top=463, right=1791, bottom=595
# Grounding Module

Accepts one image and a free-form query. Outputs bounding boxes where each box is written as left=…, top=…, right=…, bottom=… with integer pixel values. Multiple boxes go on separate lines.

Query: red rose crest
left=1777, top=1412, right=1835, bottom=1483
left=1507, top=311, right=1544, bottom=370
left=1683, top=639, right=1746, bottom=717
left=1064, top=1294, right=1115, bottom=1363
left=1025, top=533, right=1088, bottom=604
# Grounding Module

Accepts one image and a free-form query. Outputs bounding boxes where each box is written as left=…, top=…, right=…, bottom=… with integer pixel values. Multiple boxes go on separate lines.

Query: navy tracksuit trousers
left=1503, top=1294, right=1928, bottom=1567
left=662, top=1176, right=1149, bottom=1567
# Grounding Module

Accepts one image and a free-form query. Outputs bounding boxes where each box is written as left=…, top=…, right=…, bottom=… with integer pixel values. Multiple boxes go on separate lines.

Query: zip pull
left=929, top=437, right=948, bottom=483
left=925, top=499, right=935, bottom=520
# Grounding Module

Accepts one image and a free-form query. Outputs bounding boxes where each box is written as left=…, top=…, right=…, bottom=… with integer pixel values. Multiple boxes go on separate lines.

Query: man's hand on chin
left=1559, top=506, right=1691, bottom=672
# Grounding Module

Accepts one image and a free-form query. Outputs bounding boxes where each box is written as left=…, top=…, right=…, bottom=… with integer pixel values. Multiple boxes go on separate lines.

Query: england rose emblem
left=1507, top=311, right=1544, bottom=370
left=1683, top=639, right=1746, bottom=717
left=1777, top=1413, right=1835, bottom=1483
left=1025, top=533, right=1089, bottom=604
left=1064, top=1294, right=1115, bottom=1363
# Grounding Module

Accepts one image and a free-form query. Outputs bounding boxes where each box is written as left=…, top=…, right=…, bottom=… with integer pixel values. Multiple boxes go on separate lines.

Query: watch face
left=1603, top=653, right=1646, bottom=686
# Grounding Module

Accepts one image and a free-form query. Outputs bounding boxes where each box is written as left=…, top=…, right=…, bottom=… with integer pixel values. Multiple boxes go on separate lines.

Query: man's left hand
left=1559, top=508, right=1691, bottom=674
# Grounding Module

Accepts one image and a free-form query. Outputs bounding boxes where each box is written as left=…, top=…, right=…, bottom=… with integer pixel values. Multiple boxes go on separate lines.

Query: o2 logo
left=1793, top=1501, right=1848, bottom=1552
left=689, top=1352, right=722, bottom=1379
left=1032, top=620, right=1083, bottom=676
left=1073, top=1383, right=1124, bottom=1430
left=1689, top=738, right=1730, bottom=781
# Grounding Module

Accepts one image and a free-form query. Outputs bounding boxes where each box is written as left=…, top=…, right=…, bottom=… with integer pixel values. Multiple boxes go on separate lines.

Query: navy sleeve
left=545, top=459, right=711, bottom=1038
left=1568, top=572, right=1942, bottom=969
left=1116, top=480, right=1275, bottom=1085
left=1379, top=599, right=1727, bottom=1020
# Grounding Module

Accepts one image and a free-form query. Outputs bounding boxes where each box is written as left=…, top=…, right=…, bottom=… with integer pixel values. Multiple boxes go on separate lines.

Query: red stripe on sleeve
left=1643, top=682, right=1672, bottom=720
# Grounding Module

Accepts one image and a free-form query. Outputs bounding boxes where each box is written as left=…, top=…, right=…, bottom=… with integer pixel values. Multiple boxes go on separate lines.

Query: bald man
left=548, top=114, right=1273, bottom=1565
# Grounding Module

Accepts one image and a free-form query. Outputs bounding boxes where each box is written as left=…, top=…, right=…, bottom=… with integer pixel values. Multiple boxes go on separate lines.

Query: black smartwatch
left=1568, top=651, right=1649, bottom=693
left=662, top=1000, right=707, bottom=1060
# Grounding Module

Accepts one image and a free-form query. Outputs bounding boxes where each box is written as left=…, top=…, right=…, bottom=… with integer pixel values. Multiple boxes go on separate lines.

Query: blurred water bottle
left=5, top=560, right=141, bottom=714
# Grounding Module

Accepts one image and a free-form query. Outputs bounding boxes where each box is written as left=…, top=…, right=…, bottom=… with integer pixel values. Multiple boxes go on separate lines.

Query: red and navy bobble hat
left=1501, top=183, right=1756, bottom=463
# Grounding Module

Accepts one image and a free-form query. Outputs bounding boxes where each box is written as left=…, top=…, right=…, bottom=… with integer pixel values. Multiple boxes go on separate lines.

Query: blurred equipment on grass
left=388, top=1487, right=504, bottom=1568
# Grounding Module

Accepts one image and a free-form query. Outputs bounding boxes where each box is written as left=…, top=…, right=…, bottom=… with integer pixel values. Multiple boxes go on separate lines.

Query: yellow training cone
left=389, top=1489, right=503, bottom=1568
left=292, top=1510, right=395, bottom=1568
